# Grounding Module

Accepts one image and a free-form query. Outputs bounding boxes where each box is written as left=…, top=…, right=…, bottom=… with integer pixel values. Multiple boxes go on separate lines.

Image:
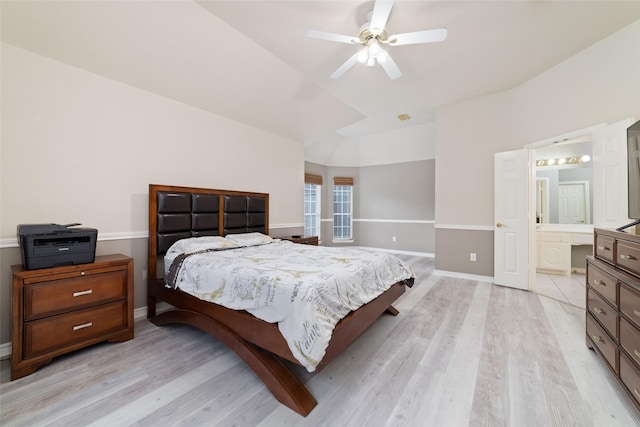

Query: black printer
left=17, top=223, right=98, bottom=270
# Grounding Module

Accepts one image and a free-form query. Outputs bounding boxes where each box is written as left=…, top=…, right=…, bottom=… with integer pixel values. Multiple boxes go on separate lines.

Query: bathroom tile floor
left=534, top=272, right=586, bottom=309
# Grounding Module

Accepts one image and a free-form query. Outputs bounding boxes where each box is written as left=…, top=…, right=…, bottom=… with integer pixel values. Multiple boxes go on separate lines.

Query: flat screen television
left=618, top=119, right=640, bottom=231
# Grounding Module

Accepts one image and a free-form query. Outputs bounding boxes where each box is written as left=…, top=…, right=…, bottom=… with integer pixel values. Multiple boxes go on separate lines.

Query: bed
left=146, top=184, right=414, bottom=416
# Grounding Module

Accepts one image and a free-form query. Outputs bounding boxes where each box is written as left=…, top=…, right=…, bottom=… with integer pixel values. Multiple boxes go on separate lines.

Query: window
left=304, top=173, right=322, bottom=238
left=333, top=177, right=353, bottom=240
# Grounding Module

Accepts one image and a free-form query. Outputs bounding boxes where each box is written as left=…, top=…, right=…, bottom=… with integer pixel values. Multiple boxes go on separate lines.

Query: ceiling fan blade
left=330, top=48, right=366, bottom=79
left=379, top=53, right=402, bottom=80
left=307, top=30, right=359, bottom=44
left=369, top=0, right=394, bottom=36
left=388, top=28, right=448, bottom=46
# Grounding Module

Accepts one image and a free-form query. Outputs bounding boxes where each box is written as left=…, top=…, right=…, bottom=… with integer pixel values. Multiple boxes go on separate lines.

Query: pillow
left=164, top=236, right=240, bottom=276
left=167, top=236, right=239, bottom=256
left=225, top=232, right=274, bottom=247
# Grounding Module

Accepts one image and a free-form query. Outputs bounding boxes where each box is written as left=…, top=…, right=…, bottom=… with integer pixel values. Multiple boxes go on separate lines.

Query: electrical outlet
left=470, top=253, right=477, bottom=262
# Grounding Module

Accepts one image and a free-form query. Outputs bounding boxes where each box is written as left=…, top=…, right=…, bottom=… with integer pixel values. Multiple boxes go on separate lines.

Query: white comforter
left=164, top=236, right=414, bottom=371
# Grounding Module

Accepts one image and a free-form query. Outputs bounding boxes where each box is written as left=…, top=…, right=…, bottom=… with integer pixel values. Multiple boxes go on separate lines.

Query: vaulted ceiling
left=3, top=1, right=640, bottom=161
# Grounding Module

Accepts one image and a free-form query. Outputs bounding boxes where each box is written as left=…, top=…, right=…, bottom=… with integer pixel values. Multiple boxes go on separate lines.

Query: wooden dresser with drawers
left=587, top=228, right=640, bottom=411
left=11, top=254, right=134, bottom=380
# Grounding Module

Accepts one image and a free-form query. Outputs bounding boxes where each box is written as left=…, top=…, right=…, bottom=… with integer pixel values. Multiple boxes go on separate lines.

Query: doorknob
left=496, top=222, right=505, bottom=228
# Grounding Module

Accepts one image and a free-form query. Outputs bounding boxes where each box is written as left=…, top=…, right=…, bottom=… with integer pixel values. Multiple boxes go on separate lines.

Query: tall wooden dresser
left=11, top=254, right=134, bottom=380
left=587, top=228, right=640, bottom=411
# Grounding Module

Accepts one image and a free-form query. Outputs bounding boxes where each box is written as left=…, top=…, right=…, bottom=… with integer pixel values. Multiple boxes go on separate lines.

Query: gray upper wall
left=359, top=160, right=435, bottom=220
left=305, top=160, right=435, bottom=253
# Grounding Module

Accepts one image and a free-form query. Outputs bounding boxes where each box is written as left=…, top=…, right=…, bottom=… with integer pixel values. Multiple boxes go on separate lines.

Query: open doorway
left=494, top=119, right=632, bottom=303
left=528, top=130, right=597, bottom=308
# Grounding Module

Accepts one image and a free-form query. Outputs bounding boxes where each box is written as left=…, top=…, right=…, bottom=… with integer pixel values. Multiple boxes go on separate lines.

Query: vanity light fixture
left=536, top=155, right=591, bottom=167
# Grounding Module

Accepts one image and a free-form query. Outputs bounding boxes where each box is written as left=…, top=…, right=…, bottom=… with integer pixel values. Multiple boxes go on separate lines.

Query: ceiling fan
left=307, top=0, right=447, bottom=80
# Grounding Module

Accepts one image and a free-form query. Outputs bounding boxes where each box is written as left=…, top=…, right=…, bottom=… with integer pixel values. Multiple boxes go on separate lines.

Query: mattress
left=164, top=233, right=414, bottom=371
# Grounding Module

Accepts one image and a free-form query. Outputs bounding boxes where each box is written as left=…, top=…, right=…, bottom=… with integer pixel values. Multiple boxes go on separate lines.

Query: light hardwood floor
left=2, top=255, right=639, bottom=426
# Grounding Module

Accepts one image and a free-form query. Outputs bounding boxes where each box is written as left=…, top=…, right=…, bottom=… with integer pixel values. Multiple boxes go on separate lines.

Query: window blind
left=305, top=173, right=323, bottom=185
left=333, top=177, right=353, bottom=186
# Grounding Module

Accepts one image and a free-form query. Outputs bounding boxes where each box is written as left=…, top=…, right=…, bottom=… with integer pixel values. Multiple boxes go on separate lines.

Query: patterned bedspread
left=164, top=235, right=414, bottom=371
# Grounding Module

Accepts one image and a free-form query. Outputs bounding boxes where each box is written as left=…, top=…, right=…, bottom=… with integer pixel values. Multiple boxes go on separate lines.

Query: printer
left=17, top=223, right=98, bottom=270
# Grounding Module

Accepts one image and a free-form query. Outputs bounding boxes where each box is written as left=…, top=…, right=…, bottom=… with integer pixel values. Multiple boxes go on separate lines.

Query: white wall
left=434, top=19, right=640, bottom=275
left=305, top=122, right=435, bottom=167
left=435, top=90, right=514, bottom=227
left=358, top=123, right=436, bottom=167
left=512, top=19, right=640, bottom=145
left=436, top=19, right=640, bottom=230
left=0, top=43, right=304, bottom=241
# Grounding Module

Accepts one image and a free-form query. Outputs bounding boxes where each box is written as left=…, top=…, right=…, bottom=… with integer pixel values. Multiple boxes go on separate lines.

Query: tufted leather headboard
left=148, top=184, right=269, bottom=281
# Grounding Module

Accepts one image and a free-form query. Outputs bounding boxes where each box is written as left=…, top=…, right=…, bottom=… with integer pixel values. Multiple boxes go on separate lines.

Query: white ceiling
left=3, top=1, right=640, bottom=157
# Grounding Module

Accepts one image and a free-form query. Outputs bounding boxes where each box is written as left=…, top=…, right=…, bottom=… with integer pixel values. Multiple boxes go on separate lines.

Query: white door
left=494, top=149, right=530, bottom=290
left=558, top=182, right=589, bottom=224
left=593, top=118, right=635, bottom=228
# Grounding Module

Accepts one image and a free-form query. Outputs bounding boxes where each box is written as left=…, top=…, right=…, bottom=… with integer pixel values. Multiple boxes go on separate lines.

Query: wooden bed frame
left=146, top=184, right=409, bottom=416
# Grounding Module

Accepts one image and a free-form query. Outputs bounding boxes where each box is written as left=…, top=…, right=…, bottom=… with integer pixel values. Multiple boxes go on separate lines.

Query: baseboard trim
left=434, top=269, right=494, bottom=283
left=134, top=302, right=173, bottom=320
left=0, top=342, right=10, bottom=361
left=357, top=247, right=434, bottom=257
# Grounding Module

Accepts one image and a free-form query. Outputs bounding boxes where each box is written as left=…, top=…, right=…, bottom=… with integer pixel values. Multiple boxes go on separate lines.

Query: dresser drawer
left=24, top=301, right=128, bottom=358
left=587, top=287, right=617, bottom=338
left=587, top=314, right=617, bottom=372
left=621, top=283, right=640, bottom=329
left=24, top=269, right=127, bottom=320
left=620, top=353, right=640, bottom=407
left=596, top=235, right=616, bottom=263
left=621, top=317, right=640, bottom=367
left=587, top=262, right=618, bottom=305
left=617, top=240, right=640, bottom=277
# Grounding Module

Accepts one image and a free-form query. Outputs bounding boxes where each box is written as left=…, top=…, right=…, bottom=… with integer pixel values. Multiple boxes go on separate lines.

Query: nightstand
left=279, top=235, right=319, bottom=246
left=11, top=254, right=134, bottom=380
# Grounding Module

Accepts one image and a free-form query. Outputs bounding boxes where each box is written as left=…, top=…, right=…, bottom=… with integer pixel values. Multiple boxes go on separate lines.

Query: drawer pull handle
left=593, top=307, right=605, bottom=315
left=73, top=322, right=93, bottom=331
left=634, top=309, right=640, bottom=318
left=598, top=245, right=609, bottom=251
left=620, top=254, right=636, bottom=261
left=593, top=280, right=605, bottom=287
left=592, top=335, right=603, bottom=343
left=73, top=289, right=93, bottom=297
left=634, top=349, right=640, bottom=359
left=635, top=388, right=640, bottom=399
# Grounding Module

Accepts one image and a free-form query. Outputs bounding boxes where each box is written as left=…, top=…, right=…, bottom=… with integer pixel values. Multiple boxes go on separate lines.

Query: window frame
left=304, top=182, right=321, bottom=239
left=332, top=177, right=353, bottom=242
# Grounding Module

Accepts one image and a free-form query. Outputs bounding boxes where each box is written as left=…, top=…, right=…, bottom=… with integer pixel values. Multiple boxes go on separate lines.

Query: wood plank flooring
left=2, top=255, right=639, bottom=426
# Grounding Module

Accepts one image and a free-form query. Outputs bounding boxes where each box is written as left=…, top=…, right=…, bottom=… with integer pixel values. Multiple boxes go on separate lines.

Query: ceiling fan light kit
left=307, top=0, right=447, bottom=80
left=358, top=39, right=389, bottom=67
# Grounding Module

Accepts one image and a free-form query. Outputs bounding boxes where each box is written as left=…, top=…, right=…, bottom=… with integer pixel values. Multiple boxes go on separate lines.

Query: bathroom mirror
left=535, top=139, right=593, bottom=224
